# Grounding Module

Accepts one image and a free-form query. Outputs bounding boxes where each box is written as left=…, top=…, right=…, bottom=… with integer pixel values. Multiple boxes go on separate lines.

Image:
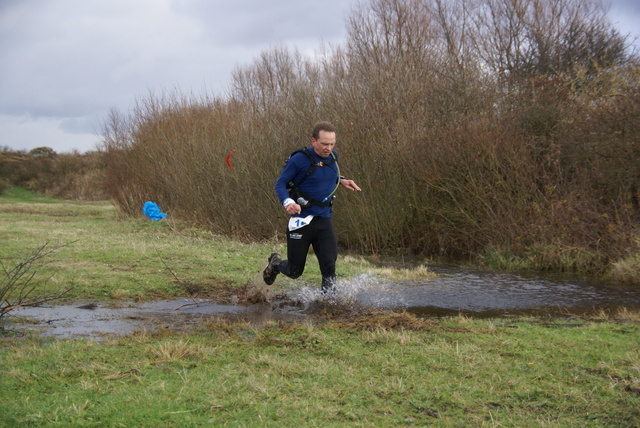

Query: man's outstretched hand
left=340, top=178, right=361, bottom=192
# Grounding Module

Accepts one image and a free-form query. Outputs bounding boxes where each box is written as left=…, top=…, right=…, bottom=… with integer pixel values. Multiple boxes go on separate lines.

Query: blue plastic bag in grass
left=142, top=201, right=167, bottom=221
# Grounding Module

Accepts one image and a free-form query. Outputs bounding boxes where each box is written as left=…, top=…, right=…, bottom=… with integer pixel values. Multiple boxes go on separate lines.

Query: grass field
left=0, top=188, right=418, bottom=302
left=1, top=189, right=639, bottom=427
left=0, top=187, right=297, bottom=302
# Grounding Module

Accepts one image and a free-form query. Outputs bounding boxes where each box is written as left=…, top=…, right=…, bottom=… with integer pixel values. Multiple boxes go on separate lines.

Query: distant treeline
left=60, top=0, right=640, bottom=278
left=0, top=147, right=108, bottom=201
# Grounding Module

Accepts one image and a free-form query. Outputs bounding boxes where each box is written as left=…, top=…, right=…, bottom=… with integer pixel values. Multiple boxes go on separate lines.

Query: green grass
left=0, top=186, right=64, bottom=203
left=0, top=189, right=336, bottom=301
left=1, top=316, right=639, bottom=427
left=1, top=190, right=639, bottom=427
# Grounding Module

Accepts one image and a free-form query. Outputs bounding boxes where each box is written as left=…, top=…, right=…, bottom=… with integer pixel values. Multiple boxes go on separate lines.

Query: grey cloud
left=171, top=0, right=350, bottom=48
left=0, top=0, right=360, bottom=152
left=59, top=115, right=100, bottom=135
left=0, top=0, right=352, bottom=121
left=0, top=0, right=636, bottom=154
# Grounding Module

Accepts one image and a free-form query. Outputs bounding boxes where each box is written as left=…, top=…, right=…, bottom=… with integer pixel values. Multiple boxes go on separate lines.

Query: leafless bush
left=0, top=242, right=74, bottom=321
left=100, top=0, right=640, bottom=274
left=472, top=0, right=629, bottom=84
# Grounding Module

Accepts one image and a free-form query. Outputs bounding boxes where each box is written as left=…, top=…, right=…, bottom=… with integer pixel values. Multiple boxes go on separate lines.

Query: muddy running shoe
left=321, top=286, right=336, bottom=296
left=263, top=252, right=281, bottom=285
left=321, top=277, right=337, bottom=295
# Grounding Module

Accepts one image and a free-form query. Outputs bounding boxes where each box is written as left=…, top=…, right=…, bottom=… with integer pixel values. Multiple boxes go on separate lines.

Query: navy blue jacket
left=275, top=148, right=339, bottom=218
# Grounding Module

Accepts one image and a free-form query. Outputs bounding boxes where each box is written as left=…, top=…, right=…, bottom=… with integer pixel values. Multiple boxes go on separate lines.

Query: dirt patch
left=169, top=278, right=280, bottom=306
left=353, top=311, right=435, bottom=330
left=239, top=282, right=274, bottom=304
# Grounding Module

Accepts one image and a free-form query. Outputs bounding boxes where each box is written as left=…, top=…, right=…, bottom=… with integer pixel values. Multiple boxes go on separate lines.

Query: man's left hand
left=340, top=178, right=361, bottom=192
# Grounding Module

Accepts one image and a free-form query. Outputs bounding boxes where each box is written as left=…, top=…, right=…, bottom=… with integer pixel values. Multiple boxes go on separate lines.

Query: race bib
left=288, top=215, right=314, bottom=231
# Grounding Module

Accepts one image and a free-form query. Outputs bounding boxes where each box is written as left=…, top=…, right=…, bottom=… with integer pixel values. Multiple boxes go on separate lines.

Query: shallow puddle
left=353, top=266, right=640, bottom=317
left=7, top=266, right=640, bottom=339
left=8, top=299, right=303, bottom=339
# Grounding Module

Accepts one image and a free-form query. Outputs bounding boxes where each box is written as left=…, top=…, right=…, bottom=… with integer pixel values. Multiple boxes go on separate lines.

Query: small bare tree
left=0, top=242, right=74, bottom=320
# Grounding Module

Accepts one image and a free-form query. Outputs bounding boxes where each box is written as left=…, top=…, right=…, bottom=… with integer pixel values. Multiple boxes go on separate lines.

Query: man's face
left=311, top=130, right=336, bottom=158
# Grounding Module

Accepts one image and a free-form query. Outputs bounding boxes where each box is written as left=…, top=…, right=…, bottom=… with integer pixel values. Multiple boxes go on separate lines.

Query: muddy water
left=350, top=266, right=640, bottom=317
left=8, top=266, right=640, bottom=339
left=9, top=299, right=303, bottom=339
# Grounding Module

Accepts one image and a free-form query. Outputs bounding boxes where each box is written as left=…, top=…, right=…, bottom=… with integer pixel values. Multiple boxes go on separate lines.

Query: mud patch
left=169, top=276, right=274, bottom=305
left=4, top=278, right=398, bottom=339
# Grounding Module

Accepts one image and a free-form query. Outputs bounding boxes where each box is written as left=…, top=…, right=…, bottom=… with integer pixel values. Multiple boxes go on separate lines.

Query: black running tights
left=276, top=216, right=337, bottom=289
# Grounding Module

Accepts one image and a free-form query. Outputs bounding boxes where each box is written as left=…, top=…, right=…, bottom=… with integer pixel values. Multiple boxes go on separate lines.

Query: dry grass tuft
left=151, top=339, right=203, bottom=361
left=614, top=307, right=640, bottom=322
left=110, top=289, right=130, bottom=300
left=610, top=251, right=640, bottom=285
left=345, top=310, right=434, bottom=331
left=365, top=327, right=414, bottom=345
left=372, top=264, right=437, bottom=281
left=342, top=256, right=436, bottom=282
left=589, top=307, right=640, bottom=322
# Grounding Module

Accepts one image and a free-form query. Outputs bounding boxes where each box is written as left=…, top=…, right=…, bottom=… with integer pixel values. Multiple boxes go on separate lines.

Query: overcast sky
left=1, top=0, right=638, bottom=154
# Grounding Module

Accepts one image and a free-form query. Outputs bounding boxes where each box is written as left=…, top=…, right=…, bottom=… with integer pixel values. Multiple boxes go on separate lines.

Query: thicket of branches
left=1, top=242, right=73, bottom=322
left=101, top=0, right=640, bottom=275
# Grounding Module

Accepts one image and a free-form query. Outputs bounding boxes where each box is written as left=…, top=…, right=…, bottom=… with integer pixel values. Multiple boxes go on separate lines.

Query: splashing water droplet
left=290, top=274, right=407, bottom=310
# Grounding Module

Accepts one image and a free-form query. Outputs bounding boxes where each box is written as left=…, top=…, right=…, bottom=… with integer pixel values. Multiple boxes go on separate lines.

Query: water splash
left=270, top=265, right=640, bottom=316
left=290, top=274, right=406, bottom=310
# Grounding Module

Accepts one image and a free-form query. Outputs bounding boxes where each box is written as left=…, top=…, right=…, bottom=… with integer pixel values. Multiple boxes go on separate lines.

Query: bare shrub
left=0, top=242, right=74, bottom=321
left=99, top=0, right=640, bottom=275
left=472, top=0, right=629, bottom=83
left=102, top=48, right=324, bottom=239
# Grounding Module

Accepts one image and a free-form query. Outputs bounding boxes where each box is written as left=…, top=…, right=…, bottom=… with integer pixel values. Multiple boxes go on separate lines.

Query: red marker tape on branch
left=226, top=149, right=236, bottom=169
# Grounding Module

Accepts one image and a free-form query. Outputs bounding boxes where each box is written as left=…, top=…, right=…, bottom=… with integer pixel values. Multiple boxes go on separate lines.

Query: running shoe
left=263, top=252, right=281, bottom=285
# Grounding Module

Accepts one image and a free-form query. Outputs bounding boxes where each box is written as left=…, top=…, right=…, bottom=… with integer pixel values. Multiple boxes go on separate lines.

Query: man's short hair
left=312, top=121, right=336, bottom=140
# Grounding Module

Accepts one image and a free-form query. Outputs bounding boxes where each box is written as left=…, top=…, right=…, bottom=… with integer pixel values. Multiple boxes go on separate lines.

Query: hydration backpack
left=285, top=148, right=339, bottom=208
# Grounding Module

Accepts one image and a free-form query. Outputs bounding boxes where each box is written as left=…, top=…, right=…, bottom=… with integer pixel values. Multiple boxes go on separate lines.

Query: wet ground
left=369, top=265, right=640, bottom=317
left=6, top=266, right=640, bottom=339
left=8, top=299, right=301, bottom=339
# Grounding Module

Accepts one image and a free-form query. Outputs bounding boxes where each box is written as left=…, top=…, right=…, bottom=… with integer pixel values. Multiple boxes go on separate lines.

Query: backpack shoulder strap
left=289, top=148, right=317, bottom=187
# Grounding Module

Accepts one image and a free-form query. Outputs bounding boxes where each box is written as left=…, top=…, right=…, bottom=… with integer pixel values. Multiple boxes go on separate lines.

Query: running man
left=263, top=121, right=361, bottom=292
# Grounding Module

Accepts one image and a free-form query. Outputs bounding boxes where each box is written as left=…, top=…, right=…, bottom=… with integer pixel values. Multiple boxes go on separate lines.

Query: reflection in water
left=11, top=299, right=310, bottom=339
left=342, top=266, right=640, bottom=317
left=9, top=266, right=640, bottom=339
